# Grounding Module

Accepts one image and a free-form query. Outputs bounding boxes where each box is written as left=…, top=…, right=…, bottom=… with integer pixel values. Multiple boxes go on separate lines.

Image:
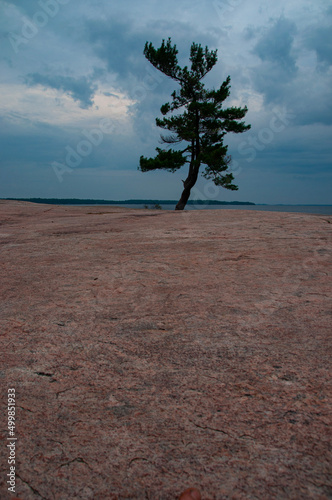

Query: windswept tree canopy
left=139, top=38, right=251, bottom=210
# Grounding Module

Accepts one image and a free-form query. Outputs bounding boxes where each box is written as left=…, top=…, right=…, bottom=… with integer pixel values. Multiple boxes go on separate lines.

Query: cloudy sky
left=1, top=0, right=331, bottom=204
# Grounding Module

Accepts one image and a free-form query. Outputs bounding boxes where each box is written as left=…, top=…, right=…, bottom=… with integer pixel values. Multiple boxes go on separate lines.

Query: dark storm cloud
left=305, top=25, right=332, bottom=68
left=86, top=19, right=145, bottom=79
left=25, top=73, right=97, bottom=109
left=253, top=17, right=297, bottom=72
left=251, top=17, right=298, bottom=105
left=0, top=114, right=77, bottom=163
left=247, top=8, right=332, bottom=128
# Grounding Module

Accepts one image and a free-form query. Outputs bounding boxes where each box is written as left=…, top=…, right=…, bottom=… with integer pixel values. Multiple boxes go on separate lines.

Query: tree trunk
left=175, top=168, right=199, bottom=210
left=175, top=185, right=192, bottom=210
left=176, top=113, right=200, bottom=210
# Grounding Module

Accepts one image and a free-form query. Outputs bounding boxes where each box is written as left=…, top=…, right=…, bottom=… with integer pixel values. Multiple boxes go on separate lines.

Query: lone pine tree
left=139, top=38, right=251, bottom=210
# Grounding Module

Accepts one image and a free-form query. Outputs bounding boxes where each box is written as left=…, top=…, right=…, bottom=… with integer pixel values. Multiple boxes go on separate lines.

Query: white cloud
left=0, top=83, right=135, bottom=129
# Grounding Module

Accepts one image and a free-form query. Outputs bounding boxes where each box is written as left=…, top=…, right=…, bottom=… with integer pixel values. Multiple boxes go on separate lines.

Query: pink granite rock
left=0, top=201, right=331, bottom=499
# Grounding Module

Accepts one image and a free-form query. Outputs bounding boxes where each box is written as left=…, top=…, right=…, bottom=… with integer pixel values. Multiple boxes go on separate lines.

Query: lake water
left=102, top=204, right=332, bottom=215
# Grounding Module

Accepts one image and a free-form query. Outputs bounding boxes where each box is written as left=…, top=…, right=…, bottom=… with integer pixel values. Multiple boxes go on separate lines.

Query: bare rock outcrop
left=0, top=201, right=331, bottom=499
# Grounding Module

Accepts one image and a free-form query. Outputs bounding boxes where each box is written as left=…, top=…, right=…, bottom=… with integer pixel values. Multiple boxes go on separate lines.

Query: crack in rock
left=189, top=419, right=233, bottom=438
left=16, top=473, right=47, bottom=499
left=58, top=457, right=91, bottom=470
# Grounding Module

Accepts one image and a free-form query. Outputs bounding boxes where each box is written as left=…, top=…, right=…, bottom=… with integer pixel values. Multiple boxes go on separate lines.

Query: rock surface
left=0, top=200, right=331, bottom=500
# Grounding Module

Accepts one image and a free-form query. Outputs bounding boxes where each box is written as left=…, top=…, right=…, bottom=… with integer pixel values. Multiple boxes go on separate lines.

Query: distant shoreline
left=2, top=198, right=331, bottom=207
left=1, top=197, right=255, bottom=206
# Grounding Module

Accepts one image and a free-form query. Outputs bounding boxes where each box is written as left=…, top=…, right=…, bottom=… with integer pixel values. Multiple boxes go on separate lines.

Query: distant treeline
left=3, top=198, right=255, bottom=206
